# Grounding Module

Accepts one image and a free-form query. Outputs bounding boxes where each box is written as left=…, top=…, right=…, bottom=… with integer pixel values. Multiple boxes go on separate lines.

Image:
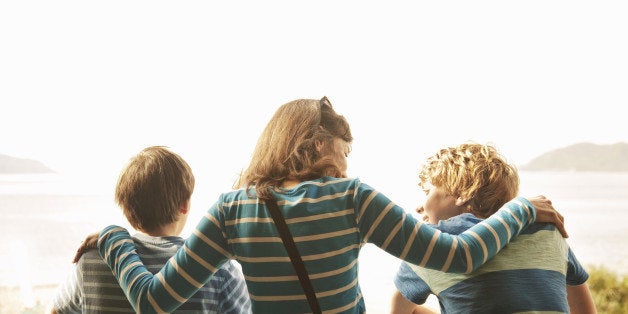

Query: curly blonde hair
left=419, top=143, right=519, bottom=218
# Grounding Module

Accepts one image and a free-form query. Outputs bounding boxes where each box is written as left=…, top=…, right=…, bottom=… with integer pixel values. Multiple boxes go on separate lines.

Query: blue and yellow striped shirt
left=394, top=214, right=588, bottom=313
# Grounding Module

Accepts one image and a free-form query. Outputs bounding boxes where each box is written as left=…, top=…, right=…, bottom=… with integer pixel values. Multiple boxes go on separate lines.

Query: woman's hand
left=528, top=195, right=568, bottom=238
left=73, top=231, right=100, bottom=263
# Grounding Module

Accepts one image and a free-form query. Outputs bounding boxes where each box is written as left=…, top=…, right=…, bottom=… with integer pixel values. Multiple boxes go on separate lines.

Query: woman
left=94, top=97, right=565, bottom=313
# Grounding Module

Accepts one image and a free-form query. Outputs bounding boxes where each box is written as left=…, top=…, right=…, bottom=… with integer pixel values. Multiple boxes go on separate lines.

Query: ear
left=179, top=200, right=190, bottom=215
left=415, top=205, right=424, bottom=214
left=455, top=196, right=469, bottom=207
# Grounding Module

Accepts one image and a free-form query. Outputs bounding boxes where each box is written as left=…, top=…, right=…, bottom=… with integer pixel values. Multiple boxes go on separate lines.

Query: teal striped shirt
left=98, top=177, right=536, bottom=313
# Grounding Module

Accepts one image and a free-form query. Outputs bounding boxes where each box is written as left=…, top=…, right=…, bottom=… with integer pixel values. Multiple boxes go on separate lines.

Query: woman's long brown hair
left=235, top=97, right=352, bottom=200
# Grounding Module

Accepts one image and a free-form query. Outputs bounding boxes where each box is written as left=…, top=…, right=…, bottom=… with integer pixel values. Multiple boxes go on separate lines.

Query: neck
left=281, top=179, right=301, bottom=189
left=140, top=219, right=186, bottom=237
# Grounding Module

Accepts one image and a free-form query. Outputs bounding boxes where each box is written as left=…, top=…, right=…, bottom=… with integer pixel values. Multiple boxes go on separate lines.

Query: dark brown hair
left=115, top=146, right=194, bottom=232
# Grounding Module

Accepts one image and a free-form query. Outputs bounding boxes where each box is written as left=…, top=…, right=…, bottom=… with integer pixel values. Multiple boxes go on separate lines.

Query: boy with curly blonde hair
left=390, top=143, right=595, bottom=314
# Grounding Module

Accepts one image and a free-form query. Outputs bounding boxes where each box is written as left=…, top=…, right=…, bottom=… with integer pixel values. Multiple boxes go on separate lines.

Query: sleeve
left=97, top=198, right=232, bottom=313
left=215, top=261, right=252, bottom=314
left=394, top=261, right=432, bottom=305
left=51, top=260, right=83, bottom=313
left=354, top=181, right=535, bottom=273
left=566, top=247, right=589, bottom=286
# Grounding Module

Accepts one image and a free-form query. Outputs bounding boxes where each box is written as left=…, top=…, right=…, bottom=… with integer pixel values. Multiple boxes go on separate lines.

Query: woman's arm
left=97, top=200, right=231, bottom=313
left=356, top=182, right=563, bottom=273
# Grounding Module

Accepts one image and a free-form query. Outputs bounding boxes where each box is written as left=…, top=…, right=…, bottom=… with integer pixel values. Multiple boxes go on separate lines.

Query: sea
left=1, top=171, right=627, bottom=313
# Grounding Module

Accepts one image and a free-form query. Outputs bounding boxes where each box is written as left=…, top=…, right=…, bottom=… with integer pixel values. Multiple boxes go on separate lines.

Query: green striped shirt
left=98, top=177, right=535, bottom=313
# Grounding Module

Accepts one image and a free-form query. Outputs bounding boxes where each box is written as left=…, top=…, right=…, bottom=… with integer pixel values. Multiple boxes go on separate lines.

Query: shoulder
left=307, top=177, right=379, bottom=203
left=521, top=222, right=558, bottom=235
left=132, top=234, right=185, bottom=255
left=436, top=213, right=481, bottom=235
left=313, top=177, right=377, bottom=197
left=219, top=188, right=258, bottom=205
left=304, top=177, right=363, bottom=190
left=79, top=248, right=102, bottom=260
left=73, top=249, right=124, bottom=287
left=278, top=177, right=366, bottom=200
left=77, top=249, right=108, bottom=269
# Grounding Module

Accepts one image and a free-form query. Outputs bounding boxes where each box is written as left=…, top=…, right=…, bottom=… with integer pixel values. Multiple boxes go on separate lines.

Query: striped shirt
left=53, top=233, right=251, bottom=313
left=98, top=177, right=536, bottom=313
left=394, top=214, right=589, bottom=313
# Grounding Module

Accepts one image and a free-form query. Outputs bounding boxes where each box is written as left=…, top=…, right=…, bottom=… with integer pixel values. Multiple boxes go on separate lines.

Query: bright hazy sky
left=2, top=1, right=627, bottom=204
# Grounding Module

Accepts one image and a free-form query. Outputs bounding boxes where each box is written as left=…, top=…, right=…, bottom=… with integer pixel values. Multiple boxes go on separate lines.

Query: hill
left=521, top=142, right=628, bottom=172
left=0, top=154, right=55, bottom=174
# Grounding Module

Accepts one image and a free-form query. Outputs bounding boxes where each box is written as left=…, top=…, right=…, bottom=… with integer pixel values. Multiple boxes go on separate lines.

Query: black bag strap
left=264, top=198, right=322, bottom=314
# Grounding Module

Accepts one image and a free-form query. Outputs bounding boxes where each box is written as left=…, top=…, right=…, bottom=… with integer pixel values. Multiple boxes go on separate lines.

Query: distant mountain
left=521, top=142, right=628, bottom=172
left=0, top=154, right=55, bottom=174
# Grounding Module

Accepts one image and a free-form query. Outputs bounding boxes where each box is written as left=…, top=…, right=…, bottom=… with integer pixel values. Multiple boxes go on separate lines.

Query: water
left=518, top=171, right=628, bottom=271
left=1, top=171, right=627, bottom=312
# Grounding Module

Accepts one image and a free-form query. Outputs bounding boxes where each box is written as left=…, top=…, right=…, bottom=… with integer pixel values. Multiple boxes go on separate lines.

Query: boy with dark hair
left=390, top=143, right=595, bottom=314
left=50, top=146, right=251, bottom=313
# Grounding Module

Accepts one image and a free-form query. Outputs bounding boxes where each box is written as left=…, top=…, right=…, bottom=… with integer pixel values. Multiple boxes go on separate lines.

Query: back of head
left=115, top=146, right=195, bottom=232
left=419, top=143, right=519, bottom=218
left=236, top=97, right=353, bottom=200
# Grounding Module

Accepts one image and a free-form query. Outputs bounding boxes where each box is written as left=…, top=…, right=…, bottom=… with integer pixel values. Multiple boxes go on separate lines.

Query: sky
left=1, top=1, right=627, bottom=207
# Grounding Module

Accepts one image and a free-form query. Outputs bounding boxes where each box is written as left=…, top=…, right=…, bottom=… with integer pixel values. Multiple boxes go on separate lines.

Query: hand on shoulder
left=73, top=231, right=100, bottom=263
left=527, top=195, right=568, bottom=238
